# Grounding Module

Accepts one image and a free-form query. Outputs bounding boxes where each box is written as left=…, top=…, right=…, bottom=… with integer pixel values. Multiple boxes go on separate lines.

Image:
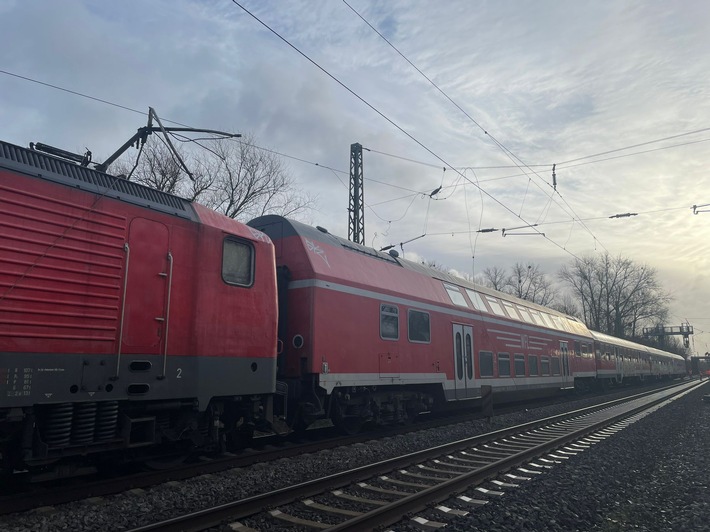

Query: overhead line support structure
left=348, top=142, right=365, bottom=245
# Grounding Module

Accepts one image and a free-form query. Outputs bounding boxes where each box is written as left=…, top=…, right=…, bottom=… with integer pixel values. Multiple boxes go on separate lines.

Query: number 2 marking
left=176, top=368, right=182, bottom=379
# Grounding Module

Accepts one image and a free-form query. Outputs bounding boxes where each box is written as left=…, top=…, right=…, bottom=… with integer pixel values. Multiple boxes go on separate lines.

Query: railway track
left=124, top=379, right=700, bottom=532
left=0, top=380, right=674, bottom=516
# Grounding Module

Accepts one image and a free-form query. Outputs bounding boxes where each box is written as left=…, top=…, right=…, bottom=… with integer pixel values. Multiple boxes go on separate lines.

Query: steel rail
left=126, top=379, right=698, bottom=532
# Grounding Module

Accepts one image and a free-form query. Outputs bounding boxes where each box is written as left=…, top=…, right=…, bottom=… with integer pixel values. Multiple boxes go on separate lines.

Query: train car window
left=222, top=238, right=254, bottom=287
left=574, top=341, right=581, bottom=357
left=551, top=357, right=561, bottom=375
left=408, top=310, right=431, bottom=343
left=514, top=354, right=525, bottom=377
left=464, top=289, right=487, bottom=312
left=516, top=305, right=535, bottom=324
left=549, top=315, right=564, bottom=331
left=479, top=351, right=494, bottom=377
left=484, top=296, right=507, bottom=317
left=501, top=300, right=522, bottom=320
left=380, top=304, right=399, bottom=340
left=465, top=333, right=474, bottom=380
left=539, top=313, right=555, bottom=328
left=497, top=353, right=511, bottom=377
left=444, top=284, right=469, bottom=307
left=528, top=309, right=545, bottom=326
left=582, top=343, right=590, bottom=357
left=529, top=355, right=539, bottom=376
left=541, top=356, right=551, bottom=376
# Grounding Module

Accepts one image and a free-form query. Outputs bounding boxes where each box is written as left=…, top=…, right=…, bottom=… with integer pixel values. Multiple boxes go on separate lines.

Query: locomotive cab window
left=380, top=304, right=399, bottom=340
left=222, top=238, right=254, bottom=287
left=408, top=309, right=431, bottom=343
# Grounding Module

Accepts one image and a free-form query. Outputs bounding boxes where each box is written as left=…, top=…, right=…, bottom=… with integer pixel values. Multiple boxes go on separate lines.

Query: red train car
left=0, top=141, right=278, bottom=470
left=249, top=215, right=628, bottom=430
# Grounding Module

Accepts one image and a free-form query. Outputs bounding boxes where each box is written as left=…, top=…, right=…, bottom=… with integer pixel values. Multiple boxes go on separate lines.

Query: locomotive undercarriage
left=0, top=395, right=269, bottom=476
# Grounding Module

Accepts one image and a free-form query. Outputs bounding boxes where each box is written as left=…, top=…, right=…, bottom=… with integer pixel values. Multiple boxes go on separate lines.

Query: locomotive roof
left=0, top=140, right=198, bottom=221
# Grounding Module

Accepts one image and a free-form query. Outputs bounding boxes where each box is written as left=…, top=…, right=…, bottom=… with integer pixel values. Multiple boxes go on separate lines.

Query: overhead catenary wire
left=341, top=1, right=606, bottom=254
left=4, top=66, right=708, bottom=233
left=423, top=203, right=696, bottom=238
left=230, top=1, right=585, bottom=259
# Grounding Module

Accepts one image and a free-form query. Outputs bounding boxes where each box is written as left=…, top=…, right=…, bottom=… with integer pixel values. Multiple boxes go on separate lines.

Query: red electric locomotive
left=249, top=215, right=685, bottom=431
left=0, top=140, right=278, bottom=472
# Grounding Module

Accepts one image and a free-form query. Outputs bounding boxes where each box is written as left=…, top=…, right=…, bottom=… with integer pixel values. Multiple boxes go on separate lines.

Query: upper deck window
left=484, top=296, right=507, bottom=317
left=528, top=309, right=545, bottom=326
left=516, top=305, right=535, bottom=324
left=539, top=313, right=555, bottom=328
left=501, top=300, right=521, bottom=320
left=444, top=284, right=469, bottom=307
left=222, top=238, right=254, bottom=287
left=464, top=289, right=487, bottom=312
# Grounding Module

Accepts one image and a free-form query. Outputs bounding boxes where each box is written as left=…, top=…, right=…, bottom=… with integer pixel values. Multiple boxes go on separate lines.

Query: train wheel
left=332, top=399, right=365, bottom=435
left=226, top=426, right=254, bottom=450
left=333, top=414, right=364, bottom=435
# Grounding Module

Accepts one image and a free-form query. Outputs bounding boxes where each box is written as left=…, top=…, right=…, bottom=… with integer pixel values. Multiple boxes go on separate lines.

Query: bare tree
left=478, top=263, right=556, bottom=306
left=549, top=292, right=581, bottom=318
left=508, top=262, right=557, bottom=306
left=479, top=266, right=508, bottom=291
left=197, top=136, right=315, bottom=221
left=559, top=253, right=671, bottom=337
left=114, top=134, right=316, bottom=222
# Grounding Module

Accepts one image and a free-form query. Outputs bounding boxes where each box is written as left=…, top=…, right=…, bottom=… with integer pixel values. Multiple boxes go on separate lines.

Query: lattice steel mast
left=348, top=142, right=364, bottom=245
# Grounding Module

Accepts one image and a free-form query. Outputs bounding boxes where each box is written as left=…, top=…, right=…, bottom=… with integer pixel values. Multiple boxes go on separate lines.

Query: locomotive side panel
left=0, top=171, right=126, bottom=356
left=0, top=142, right=279, bottom=470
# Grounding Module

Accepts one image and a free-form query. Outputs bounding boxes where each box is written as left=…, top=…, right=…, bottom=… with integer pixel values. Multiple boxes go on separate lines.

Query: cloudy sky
left=2, top=1, right=709, bottom=352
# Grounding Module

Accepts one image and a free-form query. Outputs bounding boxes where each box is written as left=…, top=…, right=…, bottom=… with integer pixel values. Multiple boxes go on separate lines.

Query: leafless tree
left=113, top=134, right=316, bottom=222
left=558, top=253, right=671, bottom=337
left=549, top=292, right=581, bottom=318
left=479, top=265, right=508, bottom=292
left=478, top=263, right=556, bottom=306
left=508, top=262, right=557, bottom=306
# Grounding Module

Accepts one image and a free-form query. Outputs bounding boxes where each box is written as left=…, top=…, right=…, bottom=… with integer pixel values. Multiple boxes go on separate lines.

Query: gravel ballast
left=400, top=379, right=710, bottom=532
left=2, top=381, right=706, bottom=532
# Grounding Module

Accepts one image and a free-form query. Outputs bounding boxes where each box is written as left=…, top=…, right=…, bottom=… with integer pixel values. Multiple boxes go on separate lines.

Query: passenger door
left=560, top=341, right=573, bottom=389
left=452, top=324, right=474, bottom=399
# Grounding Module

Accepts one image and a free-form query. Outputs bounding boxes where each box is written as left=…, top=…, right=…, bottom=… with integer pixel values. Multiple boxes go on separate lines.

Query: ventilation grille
left=0, top=141, right=196, bottom=219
